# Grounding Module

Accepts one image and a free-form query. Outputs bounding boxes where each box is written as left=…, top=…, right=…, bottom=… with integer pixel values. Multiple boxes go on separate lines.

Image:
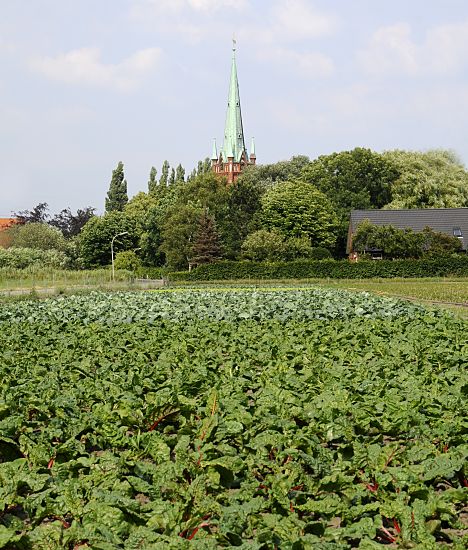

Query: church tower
left=211, top=42, right=256, bottom=184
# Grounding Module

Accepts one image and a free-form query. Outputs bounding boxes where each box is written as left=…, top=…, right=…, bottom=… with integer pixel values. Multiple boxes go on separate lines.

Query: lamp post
left=111, top=231, right=128, bottom=281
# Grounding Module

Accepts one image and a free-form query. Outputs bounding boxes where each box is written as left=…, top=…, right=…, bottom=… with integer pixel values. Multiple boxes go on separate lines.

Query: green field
left=316, top=278, right=468, bottom=304
left=0, top=289, right=466, bottom=548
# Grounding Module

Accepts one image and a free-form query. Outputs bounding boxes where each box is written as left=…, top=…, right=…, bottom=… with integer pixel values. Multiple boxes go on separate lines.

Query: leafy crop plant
left=0, top=289, right=466, bottom=548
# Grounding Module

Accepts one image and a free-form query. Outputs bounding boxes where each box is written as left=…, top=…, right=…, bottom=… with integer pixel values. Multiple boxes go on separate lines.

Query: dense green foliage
left=169, top=256, right=468, bottom=281
left=14, top=148, right=468, bottom=270
left=353, top=222, right=463, bottom=259
left=260, top=181, right=338, bottom=249
left=105, top=161, right=128, bottom=213
left=0, top=247, right=68, bottom=269
left=0, top=289, right=466, bottom=548
left=383, top=150, right=468, bottom=209
left=4, top=223, right=67, bottom=252
left=114, top=251, right=142, bottom=272
left=241, top=230, right=327, bottom=262
left=190, top=212, right=223, bottom=265
left=302, top=148, right=398, bottom=252
left=78, top=212, right=139, bottom=268
left=147, top=166, right=158, bottom=196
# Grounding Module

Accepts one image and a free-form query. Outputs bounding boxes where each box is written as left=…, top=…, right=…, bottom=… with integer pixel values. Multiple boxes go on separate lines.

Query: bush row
left=0, top=247, right=68, bottom=269
left=168, top=256, right=468, bottom=281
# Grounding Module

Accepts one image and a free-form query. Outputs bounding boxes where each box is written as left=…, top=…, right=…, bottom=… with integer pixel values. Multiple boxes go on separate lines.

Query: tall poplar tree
left=105, top=161, right=128, bottom=212
left=175, top=164, right=185, bottom=184
left=148, top=166, right=158, bottom=195
left=169, top=168, right=176, bottom=187
left=159, top=160, right=170, bottom=188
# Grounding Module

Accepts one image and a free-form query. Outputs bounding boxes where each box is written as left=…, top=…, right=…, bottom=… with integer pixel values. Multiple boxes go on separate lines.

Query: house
left=0, top=217, right=19, bottom=248
left=347, top=207, right=468, bottom=257
left=0, top=218, right=16, bottom=230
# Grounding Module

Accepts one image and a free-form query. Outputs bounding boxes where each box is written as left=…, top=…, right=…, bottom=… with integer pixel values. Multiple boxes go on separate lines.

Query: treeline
left=5, top=148, right=468, bottom=271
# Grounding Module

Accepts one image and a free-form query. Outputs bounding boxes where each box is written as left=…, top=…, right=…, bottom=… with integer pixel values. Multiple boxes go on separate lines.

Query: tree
left=125, top=192, right=158, bottom=233
left=6, top=222, right=67, bottom=251
left=78, top=211, right=138, bottom=267
left=420, top=227, right=463, bottom=255
left=175, top=164, right=185, bottom=184
left=187, top=168, right=197, bottom=182
left=105, top=161, right=128, bottom=212
left=147, top=166, right=158, bottom=195
left=14, top=203, right=50, bottom=224
left=169, top=167, right=176, bottom=187
left=241, top=230, right=320, bottom=262
left=383, top=149, right=468, bottom=209
left=190, top=211, right=222, bottom=265
left=160, top=204, right=202, bottom=270
left=302, top=148, right=398, bottom=255
left=49, top=207, right=95, bottom=238
left=241, top=230, right=285, bottom=261
left=260, top=181, right=338, bottom=249
left=124, top=192, right=165, bottom=266
left=159, top=160, right=170, bottom=188
left=223, top=171, right=269, bottom=258
left=159, top=172, right=230, bottom=269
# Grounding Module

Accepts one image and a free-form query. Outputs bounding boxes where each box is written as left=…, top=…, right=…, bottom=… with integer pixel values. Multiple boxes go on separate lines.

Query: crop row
left=0, top=288, right=439, bottom=325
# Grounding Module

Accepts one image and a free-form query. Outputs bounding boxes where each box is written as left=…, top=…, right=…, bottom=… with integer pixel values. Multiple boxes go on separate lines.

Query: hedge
left=135, top=266, right=167, bottom=280
left=168, top=256, right=468, bottom=281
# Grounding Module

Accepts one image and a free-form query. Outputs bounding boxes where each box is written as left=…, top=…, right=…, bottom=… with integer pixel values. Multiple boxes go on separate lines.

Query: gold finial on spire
left=232, top=34, right=236, bottom=53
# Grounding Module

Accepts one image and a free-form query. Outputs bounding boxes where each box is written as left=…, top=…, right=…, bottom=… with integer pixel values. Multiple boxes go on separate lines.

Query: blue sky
left=1, top=0, right=467, bottom=214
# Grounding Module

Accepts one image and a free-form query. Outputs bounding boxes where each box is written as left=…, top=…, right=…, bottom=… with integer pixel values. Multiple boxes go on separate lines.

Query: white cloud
left=188, top=0, right=248, bottom=10
left=359, top=20, right=468, bottom=76
left=358, top=23, right=418, bottom=75
left=258, top=46, right=334, bottom=78
left=131, top=0, right=248, bottom=16
left=425, top=21, right=468, bottom=73
left=30, top=47, right=163, bottom=92
left=271, top=0, right=337, bottom=40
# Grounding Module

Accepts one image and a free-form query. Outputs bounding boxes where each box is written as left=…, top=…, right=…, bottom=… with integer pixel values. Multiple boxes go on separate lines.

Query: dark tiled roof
left=348, top=208, right=468, bottom=251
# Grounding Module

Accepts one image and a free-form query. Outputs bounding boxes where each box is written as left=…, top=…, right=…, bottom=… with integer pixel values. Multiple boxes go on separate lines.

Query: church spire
left=222, top=40, right=246, bottom=162
left=211, top=41, right=255, bottom=184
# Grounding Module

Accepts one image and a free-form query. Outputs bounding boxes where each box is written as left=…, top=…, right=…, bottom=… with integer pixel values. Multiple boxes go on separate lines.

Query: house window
left=453, top=227, right=463, bottom=238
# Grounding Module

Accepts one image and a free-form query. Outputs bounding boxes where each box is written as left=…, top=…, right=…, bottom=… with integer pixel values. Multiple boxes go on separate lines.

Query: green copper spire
left=250, top=137, right=256, bottom=157
left=221, top=42, right=246, bottom=162
left=211, top=138, right=218, bottom=160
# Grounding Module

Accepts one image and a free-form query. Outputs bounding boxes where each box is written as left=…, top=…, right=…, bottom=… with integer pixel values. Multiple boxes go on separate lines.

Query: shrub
left=5, top=223, right=68, bottom=251
left=0, top=247, right=68, bottom=269
left=241, top=230, right=285, bottom=261
left=353, top=221, right=462, bottom=259
left=241, top=231, right=330, bottom=262
left=168, top=256, right=468, bottom=281
left=114, top=250, right=142, bottom=272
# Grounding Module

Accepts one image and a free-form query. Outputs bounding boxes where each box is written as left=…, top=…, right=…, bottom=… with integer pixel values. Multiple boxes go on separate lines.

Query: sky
left=1, top=0, right=468, bottom=215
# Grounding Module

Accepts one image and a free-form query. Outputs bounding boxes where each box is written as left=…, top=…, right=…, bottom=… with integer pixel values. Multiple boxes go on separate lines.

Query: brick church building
left=211, top=43, right=256, bottom=184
